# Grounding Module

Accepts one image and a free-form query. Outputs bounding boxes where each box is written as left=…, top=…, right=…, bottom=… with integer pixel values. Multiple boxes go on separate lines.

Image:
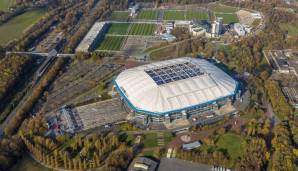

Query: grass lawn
left=163, top=10, right=185, bottom=20
left=128, top=23, right=156, bottom=36
left=0, top=9, right=46, bottom=46
left=185, top=11, right=209, bottom=20
left=0, top=0, right=15, bottom=11
left=106, top=23, right=131, bottom=35
left=110, top=11, right=130, bottom=21
left=280, top=23, right=298, bottom=36
left=215, top=13, right=238, bottom=24
left=209, top=3, right=238, bottom=13
left=137, top=10, right=158, bottom=20
left=164, top=132, right=174, bottom=144
left=216, top=133, right=246, bottom=160
left=96, top=36, right=126, bottom=51
left=143, top=133, right=158, bottom=148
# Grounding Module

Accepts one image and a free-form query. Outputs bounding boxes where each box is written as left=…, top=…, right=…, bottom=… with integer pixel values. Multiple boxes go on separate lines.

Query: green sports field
left=96, top=36, right=126, bottom=51
left=215, top=13, right=238, bottom=24
left=106, top=23, right=131, bottom=35
left=110, top=11, right=130, bottom=21
left=137, top=10, right=158, bottom=20
left=0, top=9, right=47, bottom=46
left=128, top=23, right=156, bottom=36
left=185, top=11, right=209, bottom=20
left=0, top=0, right=15, bottom=11
left=163, top=10, right=185, bottom=20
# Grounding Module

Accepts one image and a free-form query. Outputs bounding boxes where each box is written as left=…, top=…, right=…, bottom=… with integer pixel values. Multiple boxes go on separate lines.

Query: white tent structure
left=114, top=57, right=238, bottom=123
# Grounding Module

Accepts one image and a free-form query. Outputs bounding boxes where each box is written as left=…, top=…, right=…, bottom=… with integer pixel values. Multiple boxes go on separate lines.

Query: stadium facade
left=114, top=57, right=238, bottom=124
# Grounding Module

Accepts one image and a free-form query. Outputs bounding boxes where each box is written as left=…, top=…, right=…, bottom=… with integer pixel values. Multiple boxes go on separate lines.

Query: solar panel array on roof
left=145, top=62, right=204, bottom=85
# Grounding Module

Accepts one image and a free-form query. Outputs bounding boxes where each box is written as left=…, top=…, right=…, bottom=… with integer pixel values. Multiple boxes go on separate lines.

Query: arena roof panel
left=114, top=57, right=238, bottom=115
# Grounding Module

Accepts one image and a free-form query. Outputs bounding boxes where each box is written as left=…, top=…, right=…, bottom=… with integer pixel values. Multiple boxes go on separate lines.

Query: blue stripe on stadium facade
left=113, top=79, right=239, bottom=124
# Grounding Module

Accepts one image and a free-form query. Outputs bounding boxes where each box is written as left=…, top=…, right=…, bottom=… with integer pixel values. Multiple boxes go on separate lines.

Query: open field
left=106, top=23, right=131, bottom=35
left=110, top=11, right=130, bottom=21
left=0, top=9, right=46, bottom=46
left=280, top=23, right=298, bottom=36
left=0, top=0, right=15, bottom=11
left=163, top=10, right=185, bottom=20
left=209, top=3, right=238, bottom=13
left=185, top=11, right=209, bottom=20
left=215, top=13, right=238, bottom=24
left=96, top=36, right=126, bottom=51
left=216, top=133, right=246, bottom=160
left=136, top=10, right=158, bottom=20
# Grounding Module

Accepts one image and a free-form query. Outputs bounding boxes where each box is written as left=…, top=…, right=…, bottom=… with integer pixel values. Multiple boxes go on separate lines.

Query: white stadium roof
left=114, top=57, right=238, bottom=115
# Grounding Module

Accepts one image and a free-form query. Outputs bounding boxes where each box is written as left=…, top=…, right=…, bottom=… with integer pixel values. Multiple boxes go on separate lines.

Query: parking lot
left=41, top=61, right=122, bottom=113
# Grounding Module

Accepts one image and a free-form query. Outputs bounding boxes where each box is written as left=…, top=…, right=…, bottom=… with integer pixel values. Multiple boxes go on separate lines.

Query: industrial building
left=75, top=22, right=107, bottom=52
left=114, top=57, right=238, bottom=125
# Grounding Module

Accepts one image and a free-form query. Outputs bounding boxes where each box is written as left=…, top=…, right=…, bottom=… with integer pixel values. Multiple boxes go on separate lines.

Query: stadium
left=113, top=57, right=238, bottom=124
